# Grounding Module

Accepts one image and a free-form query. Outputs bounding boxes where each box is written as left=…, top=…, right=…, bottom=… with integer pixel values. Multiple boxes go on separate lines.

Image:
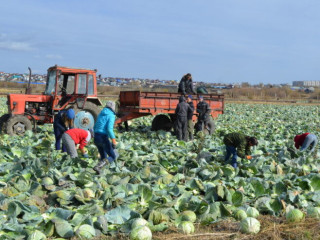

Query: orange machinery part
left=116, top=91, right=224, bottom=124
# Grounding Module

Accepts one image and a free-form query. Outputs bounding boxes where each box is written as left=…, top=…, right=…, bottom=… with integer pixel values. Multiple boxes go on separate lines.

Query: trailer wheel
left=0, top=114, right=10, bottom=134
left=6, top=115, right=33, bottom=136
left=151, top=114, right=173, bottom=131
left=70, top=101, right=101, bottom=130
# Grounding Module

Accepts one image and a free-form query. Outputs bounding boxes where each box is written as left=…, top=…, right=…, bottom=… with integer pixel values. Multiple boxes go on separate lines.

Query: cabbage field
left=0, top=98, right=320, bottom=239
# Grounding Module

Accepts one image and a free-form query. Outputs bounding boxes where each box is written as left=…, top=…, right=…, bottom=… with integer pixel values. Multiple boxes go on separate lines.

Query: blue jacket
left=94, top=107, right=116, bottom=139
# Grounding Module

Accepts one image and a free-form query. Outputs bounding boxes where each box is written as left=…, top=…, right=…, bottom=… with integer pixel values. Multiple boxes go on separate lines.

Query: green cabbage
left=180, top=210, right=197, bottom=223
left=130, top=226, right=152, bottom=240
left=240, top=217, right=260, bottom=234
left=307, top=207, right=320, bottom=219
left=178, top=221, right=195, bottom=234
left=234, top=209, right=247, bottom=221
left=286, top=209, right=304, bottom=223
left=75, top=224, right=96, bottom=239
left=246, top=207, right=259, bottom=218
left=131, top=218, right=149, bottom=229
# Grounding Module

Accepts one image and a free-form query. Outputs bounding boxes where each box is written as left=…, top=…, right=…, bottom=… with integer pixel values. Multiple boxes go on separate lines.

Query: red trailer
left=115, top=91, right=224, bottom=133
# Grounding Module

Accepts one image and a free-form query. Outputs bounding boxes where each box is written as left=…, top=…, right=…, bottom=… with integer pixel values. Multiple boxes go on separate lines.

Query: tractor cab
left=0, top=65, right=102, bottom=135
left=45, top=66, right=98, bottom=112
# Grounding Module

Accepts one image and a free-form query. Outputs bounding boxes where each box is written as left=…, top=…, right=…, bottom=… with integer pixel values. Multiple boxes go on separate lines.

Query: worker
left=175, top=96, right=191, bottom=141
left=178, top=73, right=196, bottom=95
left=196, top=96, right=211, bottom=132
left=294, top=133, right=318, bottom=152
left=61, top=128, right=93, bottom=158
left=53, top=109, right=75, bottom=152
left=186, top=95, right=195, bottom=141
left=93, top=101, right=117, bottom=174
left=223, top=132, right=258, bottom=168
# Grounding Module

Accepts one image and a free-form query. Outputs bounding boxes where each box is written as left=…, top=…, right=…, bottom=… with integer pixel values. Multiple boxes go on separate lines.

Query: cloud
left=0, top=41, right=34, bottom=51
left=45, top=54, right=62, bottom=59
left=0, top=33, right=34, bottom=51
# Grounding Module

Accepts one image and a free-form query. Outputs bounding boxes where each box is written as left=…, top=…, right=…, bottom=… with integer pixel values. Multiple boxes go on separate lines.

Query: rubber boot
left=93, top=159, right=107, bottom=174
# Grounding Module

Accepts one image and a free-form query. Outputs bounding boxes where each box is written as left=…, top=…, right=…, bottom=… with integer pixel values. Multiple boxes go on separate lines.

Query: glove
left=112, top=138, right=117, bottom=145
left=246, top=155, right=252, bottom=160
left=82, top=153, right=89, bottom=158
left=112, top=143, right=116, bottom=149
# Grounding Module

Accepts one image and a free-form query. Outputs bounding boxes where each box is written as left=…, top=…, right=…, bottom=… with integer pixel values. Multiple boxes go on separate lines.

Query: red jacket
left=294, top=133, right=309, bottom=149
left=66, top=128, right=90, bottom=150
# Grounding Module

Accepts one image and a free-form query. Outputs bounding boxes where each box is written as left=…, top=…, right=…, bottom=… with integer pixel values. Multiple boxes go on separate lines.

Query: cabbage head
left=130, top=226, right=152, bottom=240
left=75, top=224, right=96, bottom=239
left=246, top=207, right=259, bottom=218
left=131, top=218, right=149, bottom=229
left=286, top=209, right=304, bottom=223
left=240, top=217, right=260, bottom=234
left=307, top=207, right=320, bottom=219
left=180, top=210, right=197, bottom=223
left=178, top=221, right=195, bottom=234
left=234, top=209, right=247, bottom=221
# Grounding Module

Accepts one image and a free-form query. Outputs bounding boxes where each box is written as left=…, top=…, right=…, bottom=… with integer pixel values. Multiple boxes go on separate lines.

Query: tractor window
left=44, top=70, right=56, bottom=95
left=78, top=74, right=87, bottom=94
left=66, top=76, right=75, bottom=94
left=57, top=75, right=75, bottom=95
left=88, top=74, right=94, bottom=95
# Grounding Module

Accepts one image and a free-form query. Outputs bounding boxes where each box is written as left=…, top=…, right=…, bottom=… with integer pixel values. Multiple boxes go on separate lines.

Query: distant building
left=293, top=81, right=320, bottom=87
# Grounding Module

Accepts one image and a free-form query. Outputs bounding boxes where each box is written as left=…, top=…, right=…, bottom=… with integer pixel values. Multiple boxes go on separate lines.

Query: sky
left=1, top=0, right=320, bottom=84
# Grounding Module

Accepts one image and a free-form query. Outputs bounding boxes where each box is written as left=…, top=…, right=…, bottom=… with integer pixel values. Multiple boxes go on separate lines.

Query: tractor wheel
left=6, top=115, right=33, bottom=136
left=70, top=101, right=101, bottom=130
left=151, top=114, right=173, bottom=131
left=0, top=114, right=10, bottom=134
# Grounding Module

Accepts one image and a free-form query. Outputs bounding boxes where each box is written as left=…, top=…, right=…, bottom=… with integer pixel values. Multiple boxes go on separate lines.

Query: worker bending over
left=62, top=128, right=93, bottom=158
left=294, top=133, right=318, bottom=152
left=224, top=132, right=258, bottom=168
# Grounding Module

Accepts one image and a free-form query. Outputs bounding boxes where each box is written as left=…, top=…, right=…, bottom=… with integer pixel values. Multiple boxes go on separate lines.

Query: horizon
left=1, top=1, right=320, bottom=84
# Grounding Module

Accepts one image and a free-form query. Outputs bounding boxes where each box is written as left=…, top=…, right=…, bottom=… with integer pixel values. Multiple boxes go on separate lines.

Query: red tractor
left=0, top=65, right=102, bottom=135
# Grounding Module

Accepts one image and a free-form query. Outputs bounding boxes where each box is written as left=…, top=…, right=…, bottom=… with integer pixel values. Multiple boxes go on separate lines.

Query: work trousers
left=53, top=127, right=67, bottom=152
left=187, top=119, right=194, bottom=141
left=62, top=133, right=78, bottom=158
left=225, top=145, right=238, bottom=168
left=94, top=133, right=116, bottom=163
left=176, top=116, right=188, bottom=141
left=300, top=134, right=318, bottom=152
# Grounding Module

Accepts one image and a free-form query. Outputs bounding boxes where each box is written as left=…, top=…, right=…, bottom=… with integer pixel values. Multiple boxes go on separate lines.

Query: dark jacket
left=196, top=100, right=211, bottom=120
left=187, top=101, right=194, bottom=120
left=178, top=76, right=196, bottom=95
left=54, top=110, right=72, bottom=133
left=223, top=132, right=251, bottom=158
left=175, top=96, right=191, bottom=118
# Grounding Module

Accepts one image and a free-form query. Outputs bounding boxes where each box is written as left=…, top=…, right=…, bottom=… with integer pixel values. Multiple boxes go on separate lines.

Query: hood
left=179, top=96, right=185, bottom=103
left=105, top=101, right=116, bottom=112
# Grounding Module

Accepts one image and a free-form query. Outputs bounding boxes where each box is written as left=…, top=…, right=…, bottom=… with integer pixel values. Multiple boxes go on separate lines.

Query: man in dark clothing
left=186, top=95, right=194, bottom=141
left=178, top=73, right=197, bottom=95
left=175, top=96, right=191, bottom=141
left=223, top=132, right=258, bottom=168
left=196, top=96, right=211, bottom=131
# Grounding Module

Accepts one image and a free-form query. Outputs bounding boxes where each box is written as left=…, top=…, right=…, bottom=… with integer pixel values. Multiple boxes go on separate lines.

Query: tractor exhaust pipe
left=25, top=67, right=32, bottom=94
